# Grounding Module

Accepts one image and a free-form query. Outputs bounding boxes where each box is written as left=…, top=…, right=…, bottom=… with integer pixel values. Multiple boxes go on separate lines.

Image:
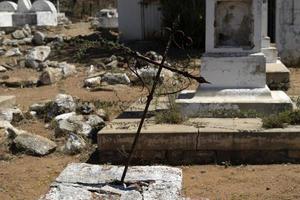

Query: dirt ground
left=1, top=23, right=300, bottom=200
left=183, top=164, right=300, bottom=200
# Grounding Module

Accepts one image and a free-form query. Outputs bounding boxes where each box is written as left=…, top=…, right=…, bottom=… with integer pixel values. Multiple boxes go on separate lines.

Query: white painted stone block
left=36, top=11, right=57, bottom=26
left=0, top=1, right=17, bottom=12
left=201, top=53, right=266, bottom=89
left=0, top=12, right=13, bottom=27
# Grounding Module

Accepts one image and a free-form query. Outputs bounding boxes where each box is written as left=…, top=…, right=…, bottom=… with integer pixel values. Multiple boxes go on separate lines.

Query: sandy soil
left=183, top=165, right=300, bottom=200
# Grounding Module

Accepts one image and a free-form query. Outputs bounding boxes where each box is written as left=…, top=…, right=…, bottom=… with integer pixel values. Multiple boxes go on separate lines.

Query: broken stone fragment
left=86, top=114, right=105, bottom=131
left=102, top=72, right=130, bottom=85
left=96, top=109, right=109, bottom=121
left=13, top=132, right=57, bottom=156
left=26, top=46, right=51, bottom=62
left=53, top=94, right=77, bottom=114
left=0, top=66, right=7, bottom=73
left=62, top=133, right=86, bottom=155
left=0, top=108, right=24, bottom=124
left=11, top=30, right=26, bottom=39
left=76, top=102, right=95, bottom=115
left=38, top=67, right=63, bottom=85
left=5, top=48, right=22, bottom=57
left=53, top=112, right=92, bottom=138
left=58, top=62, right=77, bottom=77
left=25, top=59, right=40, bottom=69
left=83, top=76, right=101, bottom=89
left=105, top=60, right=118, bottom=70
left=32, top=31, right=45, bottom=45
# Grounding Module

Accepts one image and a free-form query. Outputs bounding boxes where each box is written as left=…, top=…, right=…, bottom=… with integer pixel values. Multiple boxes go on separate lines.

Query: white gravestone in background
left=17, top=0, right=32, bottom=13
left=0, top=1, right=17, bottom=12
left=0, top=0, right=58, bottom=27
left=176, top=0, right=293, bottom=117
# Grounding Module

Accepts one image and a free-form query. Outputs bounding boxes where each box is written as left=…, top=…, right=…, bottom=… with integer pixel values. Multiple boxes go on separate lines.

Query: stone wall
left=277, top=0, right=300, bottom=66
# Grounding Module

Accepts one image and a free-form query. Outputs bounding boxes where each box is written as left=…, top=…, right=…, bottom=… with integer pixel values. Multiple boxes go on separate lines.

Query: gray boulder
left=53, top=112, right=92, bottom=137
left=86, top=115, right=105, bottom=131
left=12, top=30, right=26, bottom=39
left=25, top=59, right=40, bottom=69
left=62, top=134, right=86, bottom=155
left=13, top=132, right=57, bottom=156
left=102, top=73, right=130, bottom=85
left=38, top=67, right=63, bottom=85
left=26, top=46, right=51, bottom=62
left=58, top=62, right=77, bottom=77
left=84, top=77, right=101, bottom=89
left=32, top=31, right=45, bottom=45
left=53, top=94, right=77, bottom=114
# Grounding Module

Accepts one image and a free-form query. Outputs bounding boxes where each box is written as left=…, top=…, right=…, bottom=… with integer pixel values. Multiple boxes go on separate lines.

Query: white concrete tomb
left=0, top=0, right=57, bottom=27
left=176, top=0, right=293, bottom=117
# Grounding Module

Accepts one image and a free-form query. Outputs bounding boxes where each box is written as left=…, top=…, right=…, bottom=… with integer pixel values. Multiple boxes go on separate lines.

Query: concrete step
left=98, top=118, right=300, bottom=164
left=266, top=60, right=290, bottom=90
left=0, top=95, right=16, bottom=108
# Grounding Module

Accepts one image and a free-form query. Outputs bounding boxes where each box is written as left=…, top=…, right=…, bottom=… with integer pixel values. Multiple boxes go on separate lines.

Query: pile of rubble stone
left=0, top=93, right=108, bottom=160
left=0, top=25, right=78, bottom=87
left=83, top=51, right=174, bottom=90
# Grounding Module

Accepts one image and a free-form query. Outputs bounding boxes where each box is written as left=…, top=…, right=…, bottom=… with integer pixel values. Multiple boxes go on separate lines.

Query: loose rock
left=12, top=30, right=26, bottom=39
left=5, top=48, right=22, bottom=57
left=0, top=108, right=24, bottom=123
left=96, top=109, right=109, bottom=121
left=76, top=102, right=95, bottom=115
left=53, top=112, right=92, bottom=137
left=86, top=114, right=105, bottom=131
left=62, top=134, right=86, bottom=155
left=13, top=132, right=57, bottom=156
left=32, top=31, right=45, bottom=45
left=84, top=76, right=101, bottom=89
left=53, top=94, right=77, bottom=114
left=38, top=67, right=63, bottom=85
left=26, top=46, right=51, bottom=62
left=102, top=73, right=130, bottom=85
left=58, top=62, right=77, bottom=77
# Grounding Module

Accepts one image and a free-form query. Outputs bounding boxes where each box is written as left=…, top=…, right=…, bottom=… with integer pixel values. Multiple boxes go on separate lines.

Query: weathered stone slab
left=13, top=132, right=57, bottom=156
left=40, top=163, right=183, bottom=200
